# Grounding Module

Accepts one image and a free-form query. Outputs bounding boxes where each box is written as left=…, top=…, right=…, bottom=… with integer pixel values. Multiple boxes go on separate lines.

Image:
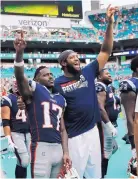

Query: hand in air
left=106, top=4, right=119, bottom=23
left=13, top=30, right=27, bottom=52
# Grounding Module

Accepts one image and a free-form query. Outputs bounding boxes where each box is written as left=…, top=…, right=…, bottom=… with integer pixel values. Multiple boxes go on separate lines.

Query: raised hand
left=13, top=31, right=27, bottom=53
left=106, top=4, right=119, bottom=23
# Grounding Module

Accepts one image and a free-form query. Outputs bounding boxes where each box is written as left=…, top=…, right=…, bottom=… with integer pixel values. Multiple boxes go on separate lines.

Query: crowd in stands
left=89, top=6, right=138, bottom=41
left=0, top=62, right=132, bottom=96
left=1, top=5, right=137, bottom=95
left=0, top=7, right=138, bottom=43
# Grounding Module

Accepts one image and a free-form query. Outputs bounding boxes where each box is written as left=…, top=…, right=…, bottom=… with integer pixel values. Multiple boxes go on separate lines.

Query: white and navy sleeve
left=29, top=80, right=36, bottom=92
left=119, top=80, right=136, bottom=93
left=1, top=96, right=12, bottom=108
left=95, top=82, right=106, bottom=93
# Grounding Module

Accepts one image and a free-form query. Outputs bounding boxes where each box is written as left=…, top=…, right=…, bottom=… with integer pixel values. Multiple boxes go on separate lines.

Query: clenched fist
left=106, top=5, right=119, bottom=23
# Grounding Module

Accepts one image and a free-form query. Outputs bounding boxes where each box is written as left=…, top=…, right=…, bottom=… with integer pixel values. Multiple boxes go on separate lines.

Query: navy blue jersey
left=1, top=94, right=30, bottom=133
left=26, top=81, right=66, bottom=143
left=54, top=60, right=101, bottom=138
left=119, top=77, right=138, bottom=93
left=95, top=82, right=118, bottom=122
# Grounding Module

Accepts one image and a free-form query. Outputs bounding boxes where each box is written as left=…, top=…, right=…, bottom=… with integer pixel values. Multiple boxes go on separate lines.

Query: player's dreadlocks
left=33, top=66, right=47, bottom=80
left=131, top=56, right=138, bottom=72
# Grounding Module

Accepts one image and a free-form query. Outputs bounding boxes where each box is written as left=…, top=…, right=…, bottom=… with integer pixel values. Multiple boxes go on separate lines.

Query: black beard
left=103, top=79, right=112, bottom=85
left=66, top=63, right=81, bottom=76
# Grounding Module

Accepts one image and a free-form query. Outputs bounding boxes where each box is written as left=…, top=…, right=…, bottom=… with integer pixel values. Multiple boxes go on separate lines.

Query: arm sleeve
left=135, top=96, right=138, bottom=113
left=84, top=60, right=99, bottom=78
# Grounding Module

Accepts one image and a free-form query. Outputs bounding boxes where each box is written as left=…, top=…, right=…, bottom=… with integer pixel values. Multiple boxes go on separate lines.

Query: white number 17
left=41, top=102, right=62, bottom=131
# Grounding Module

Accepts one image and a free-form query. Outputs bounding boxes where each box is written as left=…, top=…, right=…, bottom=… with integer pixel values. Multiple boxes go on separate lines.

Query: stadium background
left=0, top=0, right=138, bottom=178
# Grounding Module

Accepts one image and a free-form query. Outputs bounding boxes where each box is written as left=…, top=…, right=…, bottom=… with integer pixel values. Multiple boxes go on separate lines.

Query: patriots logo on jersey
left=95, top=85, right=104, bottom=92
left=61, top=75, right=88, bottom=93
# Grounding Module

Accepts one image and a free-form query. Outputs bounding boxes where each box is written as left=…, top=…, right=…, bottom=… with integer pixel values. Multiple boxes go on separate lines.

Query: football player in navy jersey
left=119, top=56, right=138, bottom=161
left=13, top=32, right=71, bottom=178
left=110, top=86, right=121, bottom=127
left=95, top=69, right=118, bottom=178
left=1, top=79, right=31, bottom=178
left=54, top=5, right=118, bottom=178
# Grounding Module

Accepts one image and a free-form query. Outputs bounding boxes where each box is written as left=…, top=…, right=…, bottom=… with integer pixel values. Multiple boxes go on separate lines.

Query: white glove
left=132, top=148, right=137, bottom=159
left=105, top=122, right=118, bottom=137
left=6, top=135, right=17, bottom=153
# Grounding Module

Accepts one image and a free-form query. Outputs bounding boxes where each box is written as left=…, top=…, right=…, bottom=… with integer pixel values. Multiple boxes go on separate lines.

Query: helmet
left=58, top=167, right=80, bottom=179
left=127, top=158, right=137, bottom=179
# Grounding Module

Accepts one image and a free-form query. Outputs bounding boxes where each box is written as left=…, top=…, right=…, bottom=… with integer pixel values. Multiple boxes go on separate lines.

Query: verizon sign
left=1, top=14, right=71, bottom=28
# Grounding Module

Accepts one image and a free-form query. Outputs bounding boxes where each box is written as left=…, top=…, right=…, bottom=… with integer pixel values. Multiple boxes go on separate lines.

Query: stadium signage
left=0, top=53, right=98, bottom=60
left=113, top=50, right=138, bottom=56
left=59, top=3, right=82, bottom=19
left=61, top=13, right=80, bottom=18
left=18, top=19, right=49, bottom=27
left=1, top=1, right=83, bottom=19
left=113, top=51, right=130, bottom=56
left=1, top=14, right=71, bottom=28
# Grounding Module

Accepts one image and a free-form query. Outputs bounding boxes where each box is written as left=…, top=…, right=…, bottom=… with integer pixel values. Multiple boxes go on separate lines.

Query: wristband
left=2, top=119, right=10, bottom=127
left=14, top=61, right=24, bottom=67
left=106, top=121, right=114, bottom=129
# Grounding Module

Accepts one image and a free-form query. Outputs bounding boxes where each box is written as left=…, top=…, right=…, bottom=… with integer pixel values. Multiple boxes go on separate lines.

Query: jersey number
left=16, top=109, right=27, bottom=122
left=41, top=102, right=62, bottom=131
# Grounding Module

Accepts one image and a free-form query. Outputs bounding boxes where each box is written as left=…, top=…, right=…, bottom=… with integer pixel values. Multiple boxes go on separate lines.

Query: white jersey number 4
left=16, top=109, right=27, bottom=122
